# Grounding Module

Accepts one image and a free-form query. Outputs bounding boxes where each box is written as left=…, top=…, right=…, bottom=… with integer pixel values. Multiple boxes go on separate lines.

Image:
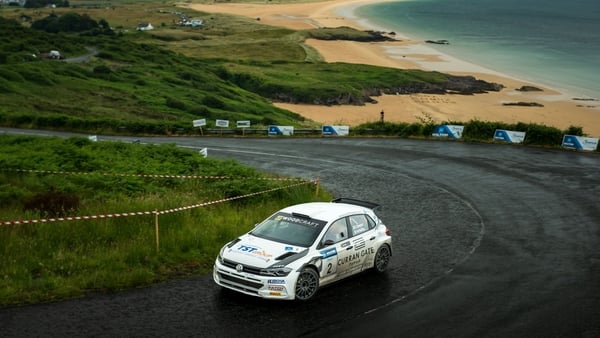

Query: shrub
left=23, top=189, right=81, bottom=217
left=93, top=65, right=111, bottom=75
left=166, top=97, right=186, bottom=110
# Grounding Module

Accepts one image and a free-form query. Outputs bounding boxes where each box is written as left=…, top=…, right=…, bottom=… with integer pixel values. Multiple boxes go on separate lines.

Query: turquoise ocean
left=354, top=0, right=600, bottom=99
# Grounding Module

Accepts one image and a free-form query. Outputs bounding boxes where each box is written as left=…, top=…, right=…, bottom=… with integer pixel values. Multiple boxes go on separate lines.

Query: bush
left=93, top=65, right=111, bottom=75
left=166, top=97, right=186, bottom=110
left=201, top=95, right=225, bottom=109
left=23, top=189, right=80, bottom=217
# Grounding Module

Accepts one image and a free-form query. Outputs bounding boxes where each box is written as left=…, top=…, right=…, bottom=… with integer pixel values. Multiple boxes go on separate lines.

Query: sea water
left=355, top=0, right=600, bottom=99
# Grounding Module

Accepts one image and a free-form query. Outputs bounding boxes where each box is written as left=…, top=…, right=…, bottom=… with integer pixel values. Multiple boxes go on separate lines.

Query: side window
left=348, top=214, right=370, bottom=236
left=322, top=218, right=348, bottom=245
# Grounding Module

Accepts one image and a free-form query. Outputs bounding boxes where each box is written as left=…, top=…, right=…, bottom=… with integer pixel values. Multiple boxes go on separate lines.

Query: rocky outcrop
left=426, top=39, right=449, bottom=45
left=502, top=101, right=544, bottom=107
left=516, top=85, right=543, bottom=92
left=273, top=75, right=504, bottom=106
left=384, top=75, right=504, bottom=95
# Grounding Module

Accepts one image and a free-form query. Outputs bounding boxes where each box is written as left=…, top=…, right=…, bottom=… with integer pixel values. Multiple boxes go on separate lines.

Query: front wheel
left=295, top=267, right=319, bottom=301
left=374, top=244, right=391, bottom=273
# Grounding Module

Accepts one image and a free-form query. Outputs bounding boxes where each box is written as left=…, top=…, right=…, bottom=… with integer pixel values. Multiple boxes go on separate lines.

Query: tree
left=31, top=12, right=99, bottom=33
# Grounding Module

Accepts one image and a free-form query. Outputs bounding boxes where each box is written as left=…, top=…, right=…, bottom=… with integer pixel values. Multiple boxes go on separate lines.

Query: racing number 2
left=325, top=261, right=338, bottom=275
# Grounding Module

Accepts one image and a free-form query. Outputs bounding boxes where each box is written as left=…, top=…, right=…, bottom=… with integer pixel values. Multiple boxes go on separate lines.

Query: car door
left=346, top=214, right=377, bottom=273
left=318, top=217, right=355, bottom=281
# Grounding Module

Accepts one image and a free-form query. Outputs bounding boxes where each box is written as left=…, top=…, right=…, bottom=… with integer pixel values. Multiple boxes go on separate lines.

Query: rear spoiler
left=331, top=198, right=380, bottom=210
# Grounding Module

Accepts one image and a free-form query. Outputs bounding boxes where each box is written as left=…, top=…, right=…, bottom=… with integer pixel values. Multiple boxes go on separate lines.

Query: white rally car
left=213, top=198, right=392, bottom=300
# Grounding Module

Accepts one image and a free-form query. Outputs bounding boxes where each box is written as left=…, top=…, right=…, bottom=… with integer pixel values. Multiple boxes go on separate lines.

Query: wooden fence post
left=154, top=210, right=160, bottom=252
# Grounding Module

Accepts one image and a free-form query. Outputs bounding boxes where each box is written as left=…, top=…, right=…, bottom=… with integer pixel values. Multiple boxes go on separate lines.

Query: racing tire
left=295, top=267, right=319, bottom=301
left=373, top=244, right=391, bottom=273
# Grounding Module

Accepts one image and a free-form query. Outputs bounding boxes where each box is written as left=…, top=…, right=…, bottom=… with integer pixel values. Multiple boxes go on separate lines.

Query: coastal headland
left=187, top=0, right=600, bottom=137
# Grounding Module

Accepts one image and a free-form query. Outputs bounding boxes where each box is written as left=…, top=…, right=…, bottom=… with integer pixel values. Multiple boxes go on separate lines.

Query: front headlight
left=217, top=246, right=226, bottom=264
left=217, top=238, right=241, bottom=264
left=259, top=265, right=292, bottom=277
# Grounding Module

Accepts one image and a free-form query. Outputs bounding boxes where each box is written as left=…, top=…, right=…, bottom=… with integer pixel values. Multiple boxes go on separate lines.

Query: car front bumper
left=213, top=259, right=296, bottom=300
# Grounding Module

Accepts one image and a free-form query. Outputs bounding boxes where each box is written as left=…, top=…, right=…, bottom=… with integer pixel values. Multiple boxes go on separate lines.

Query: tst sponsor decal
left=268, top=285, right=285, bottom=291
left=235, top=244, right=273, bottom=260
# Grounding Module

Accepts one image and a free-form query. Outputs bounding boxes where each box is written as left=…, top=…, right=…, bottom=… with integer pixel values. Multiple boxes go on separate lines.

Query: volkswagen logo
left=236, top=264, right=244, bottom=272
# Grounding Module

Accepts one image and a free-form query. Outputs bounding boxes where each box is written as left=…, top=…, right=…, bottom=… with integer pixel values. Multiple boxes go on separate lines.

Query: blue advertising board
left=268, top=125, right=294, bottom=136
left=494, top=129, right=526, bottom=143
left=432, top=125, right=464, bottom=139
left=322, top=125, right=349, bottom=136
left=561, top=135, right=599, bottom=151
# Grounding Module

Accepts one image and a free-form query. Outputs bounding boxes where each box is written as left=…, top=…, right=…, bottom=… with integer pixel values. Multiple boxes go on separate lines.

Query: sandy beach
left=187, top=0, right=600, bottom=137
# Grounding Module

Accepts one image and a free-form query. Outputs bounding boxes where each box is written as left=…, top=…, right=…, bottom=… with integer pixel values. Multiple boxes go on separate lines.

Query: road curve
left=1, top=132, right=599, bottom=337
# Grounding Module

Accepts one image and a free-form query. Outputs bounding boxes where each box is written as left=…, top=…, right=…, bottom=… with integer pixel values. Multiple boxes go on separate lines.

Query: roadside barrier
left=1, top=168, right=307, bottom=182
left=1, top=169, right=320, bottom=251
left=0, top=178, right=316, bottom=226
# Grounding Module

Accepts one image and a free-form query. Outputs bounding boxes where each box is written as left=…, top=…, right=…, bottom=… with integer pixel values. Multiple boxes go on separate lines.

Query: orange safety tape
left=1, top=179, right=317, bottom=225
left=1, top=168, right=308, bottom=181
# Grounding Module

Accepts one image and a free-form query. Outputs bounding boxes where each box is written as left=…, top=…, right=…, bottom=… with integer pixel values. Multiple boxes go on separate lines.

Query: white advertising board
left=215, top=119, right=229, bottom=128
left=237, top=120, right=251, bottom=128
left=322, top=125, right=349, bottom=136
left=193, top=119, right=206, bottom=127
left=562, top=135, right=599, bottom=151
left=268, top=125, right=294, bottom=136
left=494, top=129, right=526, bottom=143
left=432, top=125, right=464, bottom=139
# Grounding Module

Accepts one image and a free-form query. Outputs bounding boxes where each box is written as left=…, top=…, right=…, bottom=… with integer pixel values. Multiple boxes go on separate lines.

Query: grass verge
left=0, top=134, right=330, bottom=306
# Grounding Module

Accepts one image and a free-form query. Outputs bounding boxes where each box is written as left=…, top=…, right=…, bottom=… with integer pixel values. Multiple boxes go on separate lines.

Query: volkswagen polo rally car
left=213, top=198, right=392, bottom=300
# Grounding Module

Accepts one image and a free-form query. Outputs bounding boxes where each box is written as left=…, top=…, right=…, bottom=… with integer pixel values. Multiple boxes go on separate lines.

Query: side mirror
left=323, top=239, right=335, bottom=247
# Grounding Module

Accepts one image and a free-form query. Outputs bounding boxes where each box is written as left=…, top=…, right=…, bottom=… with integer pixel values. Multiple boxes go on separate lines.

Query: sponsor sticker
left=274, top=214, right=324, bottom=227
left=235, top=244, right=273, bottom=260
left=320, top=247, right=337, bottom=259
left=268, top=279, right=285, bottom=284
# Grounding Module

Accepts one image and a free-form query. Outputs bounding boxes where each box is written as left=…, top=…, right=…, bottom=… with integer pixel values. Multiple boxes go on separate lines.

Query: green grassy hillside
left=0, top=1, right=463, bottom=134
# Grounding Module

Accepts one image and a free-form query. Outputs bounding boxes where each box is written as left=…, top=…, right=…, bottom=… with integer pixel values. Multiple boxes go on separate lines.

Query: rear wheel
left=295, top=267, right=319, bottom=301
left=374, top=244, right=391, bottom=273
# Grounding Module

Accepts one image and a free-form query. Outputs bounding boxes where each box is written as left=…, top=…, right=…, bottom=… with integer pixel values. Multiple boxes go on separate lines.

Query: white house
left=49, top=50, right=61, bottom=59
left=1, top=0, right=27, bottom=6
left=136, top=23, right=154, bottom=31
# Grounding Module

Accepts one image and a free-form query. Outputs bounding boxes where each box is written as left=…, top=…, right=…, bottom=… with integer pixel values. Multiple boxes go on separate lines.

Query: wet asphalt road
left=1, top=131, right=599, bottom=337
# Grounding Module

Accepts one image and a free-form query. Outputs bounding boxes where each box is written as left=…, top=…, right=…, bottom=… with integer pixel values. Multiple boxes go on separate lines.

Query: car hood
left=222, top=234, right=306, bottom=268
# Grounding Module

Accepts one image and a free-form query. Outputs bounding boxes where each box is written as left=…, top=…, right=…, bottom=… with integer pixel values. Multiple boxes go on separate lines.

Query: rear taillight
left=385, top=226, right=391, bottom=236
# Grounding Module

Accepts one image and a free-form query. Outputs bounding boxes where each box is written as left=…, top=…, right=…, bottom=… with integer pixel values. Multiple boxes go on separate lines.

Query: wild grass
left=0, top=135, right=330, bottom=306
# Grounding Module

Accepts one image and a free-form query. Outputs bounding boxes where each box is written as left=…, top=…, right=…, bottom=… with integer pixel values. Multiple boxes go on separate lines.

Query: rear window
left=348, top=214, right=371, bottom=236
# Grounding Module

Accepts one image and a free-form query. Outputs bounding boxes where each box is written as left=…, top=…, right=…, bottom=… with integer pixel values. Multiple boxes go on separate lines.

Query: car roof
left=279, top=202, right=373, bottom=223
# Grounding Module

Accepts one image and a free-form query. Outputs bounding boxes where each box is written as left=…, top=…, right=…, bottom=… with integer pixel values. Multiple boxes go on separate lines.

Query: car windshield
left=250, top=212, right=327, bottom=247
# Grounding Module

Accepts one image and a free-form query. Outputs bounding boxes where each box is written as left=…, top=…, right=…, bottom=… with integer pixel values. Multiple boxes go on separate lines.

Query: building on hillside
left=0, top=0, right=27, bottom=6
left=136, top=23, right=154, bottom=31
